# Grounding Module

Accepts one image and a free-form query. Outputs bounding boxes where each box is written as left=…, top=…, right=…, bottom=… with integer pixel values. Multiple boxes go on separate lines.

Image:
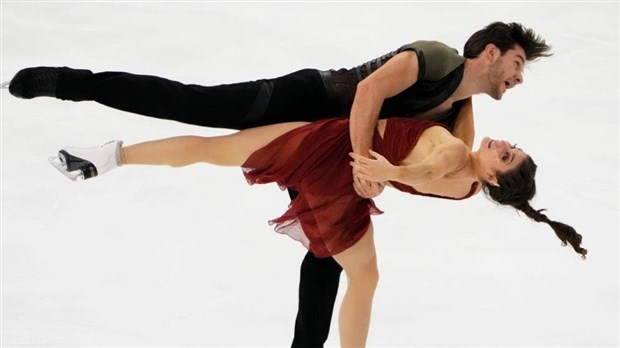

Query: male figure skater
left=8, top=21, right=551, bottom=347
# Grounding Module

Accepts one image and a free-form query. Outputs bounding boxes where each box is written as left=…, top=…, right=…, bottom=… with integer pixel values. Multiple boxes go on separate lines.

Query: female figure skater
left=50, top=116, right=586, bottom=347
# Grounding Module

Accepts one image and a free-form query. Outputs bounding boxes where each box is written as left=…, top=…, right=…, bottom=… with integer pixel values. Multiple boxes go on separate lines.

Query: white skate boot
left=49, top=140, right=123, bottom=181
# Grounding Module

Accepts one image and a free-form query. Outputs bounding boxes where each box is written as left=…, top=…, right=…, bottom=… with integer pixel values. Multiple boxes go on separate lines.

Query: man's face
left=486, top=45, right=526, bottom=100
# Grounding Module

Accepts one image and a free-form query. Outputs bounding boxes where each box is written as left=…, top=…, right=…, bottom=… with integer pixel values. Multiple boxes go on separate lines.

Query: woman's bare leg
left=332, top=224, right=379, bottom=348
left=121, top=121, right=308, bottom=168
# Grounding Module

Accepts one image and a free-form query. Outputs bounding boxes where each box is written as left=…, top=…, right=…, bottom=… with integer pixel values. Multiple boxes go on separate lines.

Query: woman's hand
left=350, top=150, right=396, bottom=183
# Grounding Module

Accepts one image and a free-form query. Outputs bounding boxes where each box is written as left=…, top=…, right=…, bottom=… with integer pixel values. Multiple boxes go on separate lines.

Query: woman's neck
left=465, top=151, right=485, bottom=182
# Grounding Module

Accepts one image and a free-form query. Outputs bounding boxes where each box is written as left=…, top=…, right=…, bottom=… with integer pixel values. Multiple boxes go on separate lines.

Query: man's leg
left=8, top=67, right=339, bottom=130
left=292, top=251, right=343, bottom=348
left=287, top=189, right=343, bottom=348
left=9, top=67, right=266, bottom=129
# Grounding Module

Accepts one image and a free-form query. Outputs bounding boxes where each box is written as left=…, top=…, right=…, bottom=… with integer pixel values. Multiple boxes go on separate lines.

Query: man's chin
left=488, top=89, right=504, bottom=100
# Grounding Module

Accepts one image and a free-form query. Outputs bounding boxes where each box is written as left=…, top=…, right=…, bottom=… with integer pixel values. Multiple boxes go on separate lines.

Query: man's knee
left=300, top=252, right=343, bottom=281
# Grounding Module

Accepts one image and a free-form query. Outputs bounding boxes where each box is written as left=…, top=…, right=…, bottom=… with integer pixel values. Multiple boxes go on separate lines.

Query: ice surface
left=1, top=2, right=618, bottom=347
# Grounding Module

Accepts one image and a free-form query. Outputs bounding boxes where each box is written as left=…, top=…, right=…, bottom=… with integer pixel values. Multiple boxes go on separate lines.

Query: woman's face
left=478, top=137, right=527, bottom=183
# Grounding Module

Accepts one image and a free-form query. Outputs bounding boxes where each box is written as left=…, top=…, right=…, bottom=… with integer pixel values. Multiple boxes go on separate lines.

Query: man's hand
left=352, top=175, right=385, bottom=198
left=350, top=150, right=392, bottom=198
left=352, top=176, right=386, bottom=198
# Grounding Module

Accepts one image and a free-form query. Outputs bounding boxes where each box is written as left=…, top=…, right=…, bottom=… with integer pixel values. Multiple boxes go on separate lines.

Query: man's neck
left=452, top=59, right=487, bottom=101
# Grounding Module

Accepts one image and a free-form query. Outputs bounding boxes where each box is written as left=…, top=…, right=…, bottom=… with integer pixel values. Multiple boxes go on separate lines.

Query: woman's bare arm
left=350, top=139, right=469, bottom=187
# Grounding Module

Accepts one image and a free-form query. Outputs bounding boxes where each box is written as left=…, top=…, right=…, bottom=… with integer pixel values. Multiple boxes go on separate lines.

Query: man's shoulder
left=399, top=41, right=464, bottom=81
left=399, top=40, right=459, bottom=55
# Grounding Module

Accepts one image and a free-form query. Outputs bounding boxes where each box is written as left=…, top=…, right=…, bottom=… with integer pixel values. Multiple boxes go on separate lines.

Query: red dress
left=242, top=117, right=478, bottom=257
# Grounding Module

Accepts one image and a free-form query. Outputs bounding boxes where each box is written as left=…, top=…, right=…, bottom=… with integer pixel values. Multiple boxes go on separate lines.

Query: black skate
left=49, top=140, right=123, bottom=181
left=8, top=67, right=61, bottom=99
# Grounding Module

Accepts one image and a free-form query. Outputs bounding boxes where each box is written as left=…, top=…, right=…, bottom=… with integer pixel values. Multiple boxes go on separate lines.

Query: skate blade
left=48, top=155, right=85, bottom=181
left=0, top=80, right=10, bottom=89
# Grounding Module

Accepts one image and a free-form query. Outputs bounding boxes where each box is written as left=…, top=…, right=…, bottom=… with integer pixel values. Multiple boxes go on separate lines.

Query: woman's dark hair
left=482, top=155, right=587, bottom=259
left=464, top=22, right=553, bottom=61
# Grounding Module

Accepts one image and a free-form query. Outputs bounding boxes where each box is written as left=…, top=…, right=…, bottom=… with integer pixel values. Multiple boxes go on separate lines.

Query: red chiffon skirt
left=242, top=118, right=383, bottom=257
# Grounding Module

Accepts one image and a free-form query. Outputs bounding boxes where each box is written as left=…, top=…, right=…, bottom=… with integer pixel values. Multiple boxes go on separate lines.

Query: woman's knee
left=345, top=257, right=379, bottom=290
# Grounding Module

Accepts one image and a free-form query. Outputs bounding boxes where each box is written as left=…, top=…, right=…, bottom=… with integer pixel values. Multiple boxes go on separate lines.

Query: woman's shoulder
left=419, top=122, right=459, bottom=143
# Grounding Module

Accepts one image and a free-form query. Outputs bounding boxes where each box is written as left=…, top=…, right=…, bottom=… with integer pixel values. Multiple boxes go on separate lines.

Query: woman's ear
left=487, top=172, right=499, bottom=187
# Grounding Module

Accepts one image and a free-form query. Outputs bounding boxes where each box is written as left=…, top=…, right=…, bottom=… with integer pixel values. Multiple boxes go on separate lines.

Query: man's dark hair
left=464, top=22, right=553, bottom=61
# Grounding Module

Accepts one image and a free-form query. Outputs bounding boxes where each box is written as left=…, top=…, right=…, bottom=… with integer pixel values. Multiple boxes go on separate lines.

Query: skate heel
left=49, top=140, right=123, bottom=181
left=49, top=150, right=97, bottom=181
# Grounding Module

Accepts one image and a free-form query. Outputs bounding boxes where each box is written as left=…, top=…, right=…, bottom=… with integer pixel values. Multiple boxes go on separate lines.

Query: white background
left=1, top=1, right=618, bottom=347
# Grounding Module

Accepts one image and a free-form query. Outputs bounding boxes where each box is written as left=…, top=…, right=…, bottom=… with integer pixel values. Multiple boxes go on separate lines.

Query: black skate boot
left=9, top=67, right=61, bottom=99
left=8, top=66, right=92, bottom=100
left=49, top=140, right=123, bottom=181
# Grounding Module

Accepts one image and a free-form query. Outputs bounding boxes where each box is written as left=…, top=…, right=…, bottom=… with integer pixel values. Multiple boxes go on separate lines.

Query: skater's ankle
left=119, top=146, right=127, bottom=166
left=55, top=67, right=94, bottom=101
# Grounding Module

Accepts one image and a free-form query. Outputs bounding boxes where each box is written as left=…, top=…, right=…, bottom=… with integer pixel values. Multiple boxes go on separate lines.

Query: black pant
left=61, top=67, right=343, bottom=129
left=57, top=67, right=346, bottom=347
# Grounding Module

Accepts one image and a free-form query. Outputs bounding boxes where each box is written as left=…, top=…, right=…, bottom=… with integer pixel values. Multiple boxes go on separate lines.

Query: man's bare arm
left=349, top=50, right=420, bottom=198
left=451, top=97, right=475, bottom=149
left=349, top=50, right=421, bottom=157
